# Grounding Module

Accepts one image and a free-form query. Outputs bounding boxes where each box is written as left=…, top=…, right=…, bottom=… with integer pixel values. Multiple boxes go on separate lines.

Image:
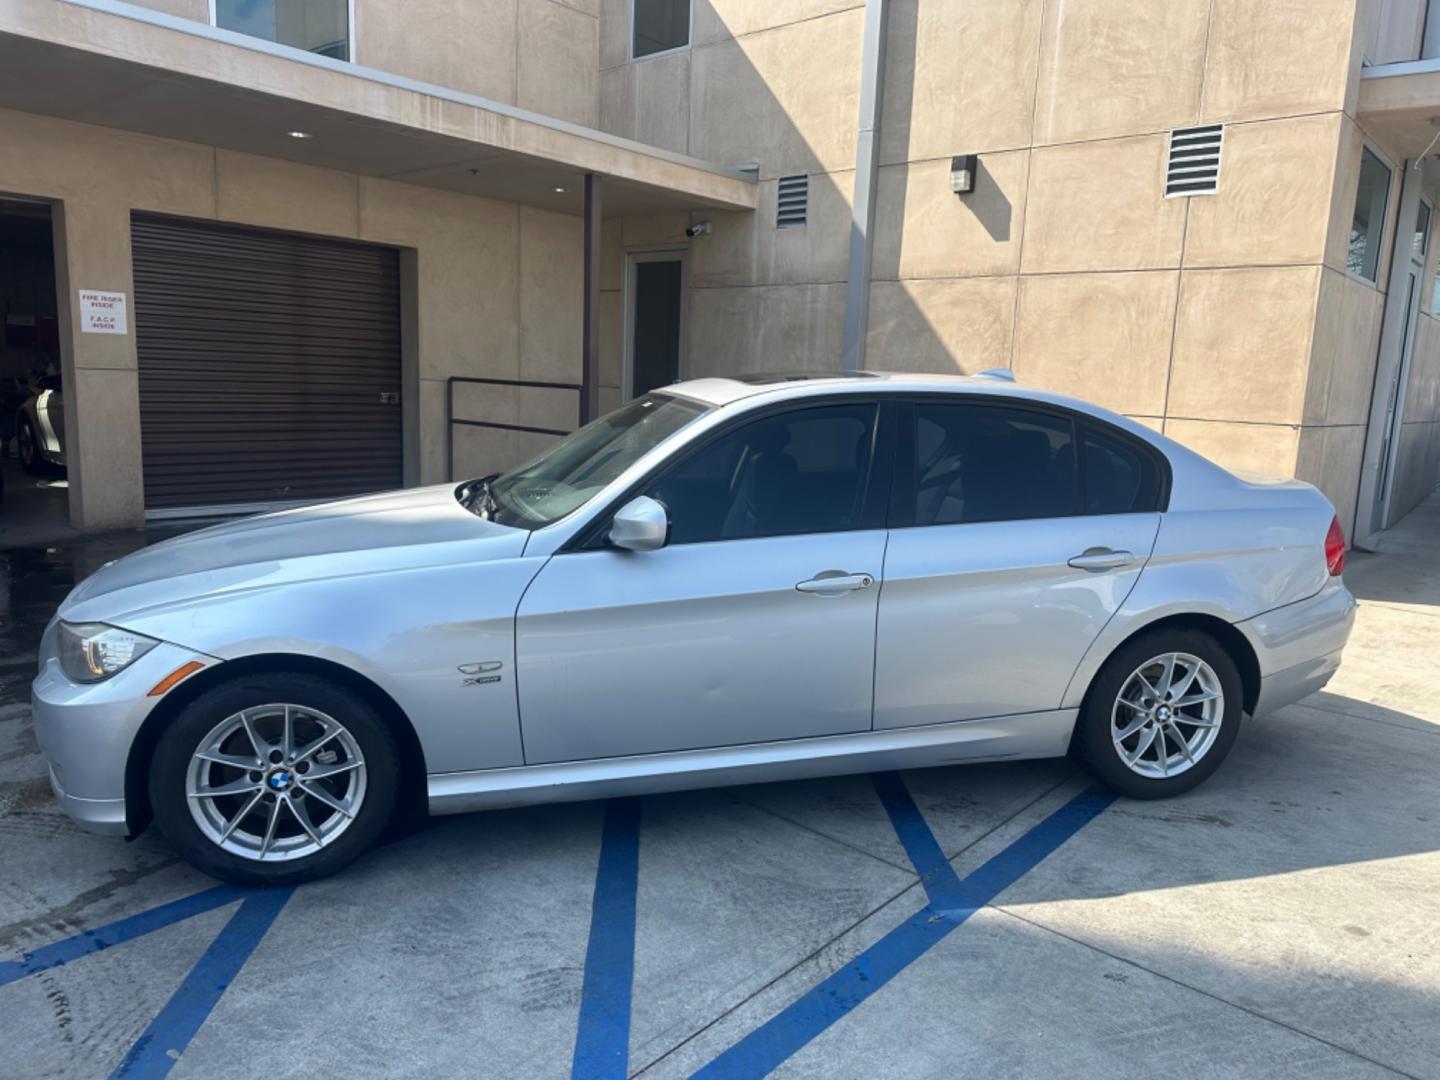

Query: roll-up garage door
left=131, top=214, right=403, bottom=511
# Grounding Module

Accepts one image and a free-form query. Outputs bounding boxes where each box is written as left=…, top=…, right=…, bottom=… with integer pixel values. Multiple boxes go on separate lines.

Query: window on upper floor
left=214, top=0, right=351, bottom=62
left=1348, top=147, right=1392, bottom=284
left=632, top=0, right=690, bottom=59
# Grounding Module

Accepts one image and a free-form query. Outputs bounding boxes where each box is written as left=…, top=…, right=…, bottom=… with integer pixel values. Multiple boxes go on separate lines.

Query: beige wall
left=135, top=0, right=602, bottom=126
left=594, top=0, right=1416, bottom=534
left=0, top=107, right=584, bottom=528
left=598, top=1, right=864, bottom=384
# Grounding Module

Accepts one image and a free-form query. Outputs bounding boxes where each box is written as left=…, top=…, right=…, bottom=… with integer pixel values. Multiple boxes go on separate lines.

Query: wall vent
left=777, top=174, right=809, bottom=227
left=1165, top=124, right=1224, bottom=197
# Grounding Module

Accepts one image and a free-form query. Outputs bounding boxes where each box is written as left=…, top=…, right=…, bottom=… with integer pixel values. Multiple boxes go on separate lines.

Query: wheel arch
left=1074, top=612, right=1261, bottom=722
left=124, top=653, right=428, bottom=837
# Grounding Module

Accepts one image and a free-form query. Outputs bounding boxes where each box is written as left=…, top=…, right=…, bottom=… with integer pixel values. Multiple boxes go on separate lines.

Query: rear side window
left=912, top=402, right=1077, bottom=525
left=650, top=403, right=878, bottom=543
left=1082, top=424, right=1163, bottom=515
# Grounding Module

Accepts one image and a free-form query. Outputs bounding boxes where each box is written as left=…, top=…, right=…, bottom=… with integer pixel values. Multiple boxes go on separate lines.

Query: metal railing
left=446, top=375, right=583, bottom=482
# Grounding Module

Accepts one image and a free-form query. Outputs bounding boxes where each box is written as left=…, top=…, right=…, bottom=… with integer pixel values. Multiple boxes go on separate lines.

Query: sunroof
left=728, top=372, right=880, bottom=385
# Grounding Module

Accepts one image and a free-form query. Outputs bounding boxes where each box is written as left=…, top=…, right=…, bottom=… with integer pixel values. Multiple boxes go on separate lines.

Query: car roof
left=667, top=371, right=1082, bottom=412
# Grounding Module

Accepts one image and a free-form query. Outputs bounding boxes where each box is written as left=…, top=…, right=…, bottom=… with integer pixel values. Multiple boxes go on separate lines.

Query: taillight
left=1324, top=515, right=1345, bottom=576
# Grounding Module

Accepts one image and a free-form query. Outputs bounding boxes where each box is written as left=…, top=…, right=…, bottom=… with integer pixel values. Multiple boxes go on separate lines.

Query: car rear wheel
left=1073, top=629, right=1243, bottom=799
left=149, top=673, right=399, bottom=885
left=17, top=414, right=42, bottom=474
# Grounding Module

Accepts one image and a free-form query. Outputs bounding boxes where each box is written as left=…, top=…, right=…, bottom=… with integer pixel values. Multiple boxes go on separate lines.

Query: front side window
left=1348, top=147, right=1392, bottom=283
left=649, top=404, right=877, bottom=544
left=912, top=403, right=1077, bottom=525
left=633, top=0, right=690, bottom=58
left=474, top=393, right=707, bottom=529
left=215, top=0, right=351, bottom=61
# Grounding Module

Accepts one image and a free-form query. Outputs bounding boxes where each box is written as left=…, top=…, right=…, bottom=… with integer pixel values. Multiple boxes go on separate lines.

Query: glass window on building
left=215, top=0, right=350, bottom=62
left=1348, top=147, right=1392, bottom=283
left=1414, top=200, right=1431, bottom=260
left=633, top=0, right=690, bottom=59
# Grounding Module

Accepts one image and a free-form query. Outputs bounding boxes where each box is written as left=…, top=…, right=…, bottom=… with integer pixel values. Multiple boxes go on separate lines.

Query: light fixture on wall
left=554, top=187, right=567, bottom=193
left=287, top=130, right=313, bottom=139
left=950, top=154, right=977, bottom=195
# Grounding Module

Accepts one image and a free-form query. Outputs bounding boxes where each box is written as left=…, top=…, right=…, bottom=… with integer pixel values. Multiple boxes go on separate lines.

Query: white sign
left=78, top=290, right=128, bottom=335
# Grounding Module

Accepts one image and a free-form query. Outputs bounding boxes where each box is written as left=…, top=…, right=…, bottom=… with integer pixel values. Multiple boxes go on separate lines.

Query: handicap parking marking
left=0, top=882, right=293, bottom=1079
left=688, top=777, right=1114, bottom=1079
left=572, top=797, right=643, bottom=1080
left=0, top=884, right=250, bottom=988
left=109, top=886, right=294, bottom=1080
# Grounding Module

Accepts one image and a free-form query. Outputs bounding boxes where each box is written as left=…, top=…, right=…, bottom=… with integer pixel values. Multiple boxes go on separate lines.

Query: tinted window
left=1348, top=147, right=1391, bottom=282
left=650, top=404, right=877, bottom=543
left=1083, top=425, right=1163, bottom=515
left=633, top=0, right=690, bottom=58
left=912, top=403, right=1076, bottom=524
left=216, top=0, right=349, bottom=60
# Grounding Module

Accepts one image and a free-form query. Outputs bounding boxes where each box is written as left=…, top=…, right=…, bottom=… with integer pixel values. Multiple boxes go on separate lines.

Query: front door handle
left=1067, top=548, right=1135, bottom=572
left=796, top=571, right=875, bottom=595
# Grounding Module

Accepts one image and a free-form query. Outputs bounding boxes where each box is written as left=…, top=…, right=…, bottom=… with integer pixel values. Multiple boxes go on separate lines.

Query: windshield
left=460, top=393, right=708, bottom=529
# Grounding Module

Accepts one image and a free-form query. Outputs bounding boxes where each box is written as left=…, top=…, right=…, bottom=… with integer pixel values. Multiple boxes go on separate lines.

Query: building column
left=581, top=173, right=602, bottom=424
left=52, top=198, right=147, bottom=531
left=841, top=0, right=889, bottom=373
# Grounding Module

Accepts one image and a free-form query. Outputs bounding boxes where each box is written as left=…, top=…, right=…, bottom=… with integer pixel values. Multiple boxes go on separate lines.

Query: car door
left=515, top=399, right=892, bottom=764
left=874, top=397, right=1164, bottom=729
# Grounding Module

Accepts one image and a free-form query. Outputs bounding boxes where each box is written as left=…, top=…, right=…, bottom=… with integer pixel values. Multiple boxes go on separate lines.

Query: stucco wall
left=131, top=0, right=602, bottom=126
left=597, top=0, right=1385, bottom=531
left=0, top=107, right=583, bottom=529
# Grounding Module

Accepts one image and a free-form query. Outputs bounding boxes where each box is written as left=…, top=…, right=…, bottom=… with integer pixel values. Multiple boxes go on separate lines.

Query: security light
left=287, top=131, right=313, bottom=139
left=950, top=155, right=977, bottom=195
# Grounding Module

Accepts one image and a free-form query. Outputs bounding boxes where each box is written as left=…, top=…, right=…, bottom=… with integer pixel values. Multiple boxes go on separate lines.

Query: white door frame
left=621, top=247, right=690, bottom=402
left=1377, top=195, right=1433, bottom=525
left=1356, top=156, right=1425, bottom=547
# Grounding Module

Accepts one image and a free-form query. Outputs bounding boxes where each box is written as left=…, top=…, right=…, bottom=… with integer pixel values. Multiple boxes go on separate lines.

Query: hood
left=62, top=484, right=528, bottom=625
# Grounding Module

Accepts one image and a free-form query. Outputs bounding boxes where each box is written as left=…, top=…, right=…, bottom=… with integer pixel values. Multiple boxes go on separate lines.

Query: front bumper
left=1240, top=578, right=1357, bottom=717
left=31, top=635, right=216, bottom=836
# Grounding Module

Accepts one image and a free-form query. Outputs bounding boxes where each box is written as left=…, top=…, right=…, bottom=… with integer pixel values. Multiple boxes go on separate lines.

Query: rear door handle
left=796, top=571, right=875, bottom=595
left=1067, top=548, right=1135, bottom=572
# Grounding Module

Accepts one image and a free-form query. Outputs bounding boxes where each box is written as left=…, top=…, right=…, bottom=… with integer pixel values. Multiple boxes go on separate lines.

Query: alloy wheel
left=185, top=703, right=367, bottom=861
left=1110, top=652, right=1224, bottom=780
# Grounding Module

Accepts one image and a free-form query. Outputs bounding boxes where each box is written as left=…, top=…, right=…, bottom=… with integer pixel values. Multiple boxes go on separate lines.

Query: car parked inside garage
left=31, top=372, right=1355, bottom=885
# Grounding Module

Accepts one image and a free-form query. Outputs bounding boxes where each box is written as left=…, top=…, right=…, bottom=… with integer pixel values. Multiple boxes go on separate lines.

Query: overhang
left=1359, top=59, right=1440, bottom=158
left=0, top=0, right=759, bottom=217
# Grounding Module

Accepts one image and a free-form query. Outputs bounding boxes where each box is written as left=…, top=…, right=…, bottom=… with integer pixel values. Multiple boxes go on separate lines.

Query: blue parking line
left=572, top=797, right=643, bottom=1080
left=691, top=780, right=1114, bottom=1079
left=108, top=885, right=294, bottom=1080
left=0, top=885, right=249, bottom=989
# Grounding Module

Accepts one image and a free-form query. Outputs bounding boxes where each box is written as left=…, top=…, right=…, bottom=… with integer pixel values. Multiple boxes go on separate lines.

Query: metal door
left=131, top=214, right=402, bottom=511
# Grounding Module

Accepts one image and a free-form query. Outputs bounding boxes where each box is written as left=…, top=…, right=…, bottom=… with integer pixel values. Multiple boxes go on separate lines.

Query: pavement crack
left=737, top=800, right=918, bottom=877
left=989, top=905, right=1423, bottom=1080
left=632, top=773, right=1078, bottom=1077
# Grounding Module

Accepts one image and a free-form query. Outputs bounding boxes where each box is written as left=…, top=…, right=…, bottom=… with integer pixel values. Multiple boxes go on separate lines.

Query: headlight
left=57, top=622, right=159, bottom=683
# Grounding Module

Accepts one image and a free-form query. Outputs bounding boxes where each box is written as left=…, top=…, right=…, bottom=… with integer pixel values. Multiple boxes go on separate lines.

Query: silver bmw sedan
left=32, top=373, right=1356, bottom=885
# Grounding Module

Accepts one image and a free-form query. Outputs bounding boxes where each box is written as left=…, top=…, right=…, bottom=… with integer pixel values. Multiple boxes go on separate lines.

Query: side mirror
left=608, top=496, right=669, bottom=552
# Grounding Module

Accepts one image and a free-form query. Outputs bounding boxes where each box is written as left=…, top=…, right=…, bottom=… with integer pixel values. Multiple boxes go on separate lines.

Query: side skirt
left=427, top=709, right=1077, bottom=815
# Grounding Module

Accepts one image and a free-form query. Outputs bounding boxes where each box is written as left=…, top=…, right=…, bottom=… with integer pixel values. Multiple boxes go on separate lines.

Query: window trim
left=208, top=0, right=356, bottom=63
left=629, top=0, right=693, bottom=62
left=888, top=394, right=1171, bottom=530
left=565, top=395, right=897, bottom=551
left=1346, top=140, right=1397, bottom=287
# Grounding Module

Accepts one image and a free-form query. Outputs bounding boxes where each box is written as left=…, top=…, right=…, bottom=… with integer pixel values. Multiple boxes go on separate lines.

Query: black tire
left=1072, top=628, right=1244, bottom=800
left=17, top=414, right=42, bottom=475
left=149, top=673, right=400, bottom=886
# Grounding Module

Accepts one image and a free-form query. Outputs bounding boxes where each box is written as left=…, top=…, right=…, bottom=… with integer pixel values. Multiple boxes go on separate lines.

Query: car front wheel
left=149, top=673, right=399, bottom=885
left=1073, top=629, right=1243, bottom=799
